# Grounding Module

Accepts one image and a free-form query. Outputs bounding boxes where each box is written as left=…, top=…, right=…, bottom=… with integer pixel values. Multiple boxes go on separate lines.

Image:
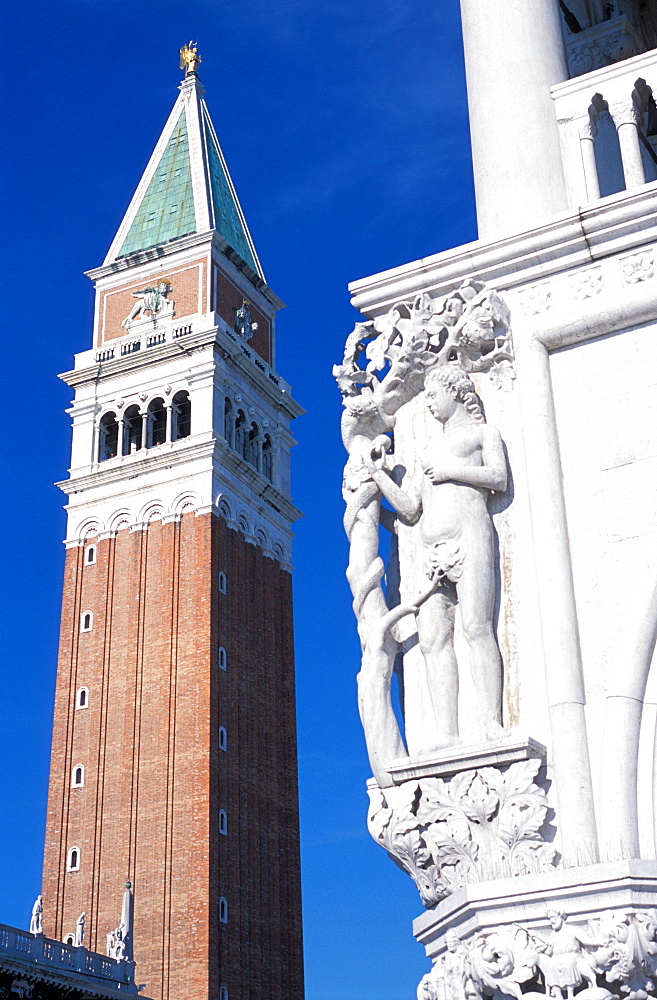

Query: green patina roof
left=118, top=110, right=196, bottom=257
left=204, top=114, right=258, bottom=272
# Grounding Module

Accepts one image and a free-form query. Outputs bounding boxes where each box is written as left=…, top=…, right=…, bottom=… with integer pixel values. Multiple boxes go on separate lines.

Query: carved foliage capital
left=367, top=759, right=555, bottom=909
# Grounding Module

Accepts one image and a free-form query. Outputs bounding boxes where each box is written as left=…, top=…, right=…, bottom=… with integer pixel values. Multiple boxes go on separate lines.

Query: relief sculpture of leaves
left=366, top=761, right=556, bottom=909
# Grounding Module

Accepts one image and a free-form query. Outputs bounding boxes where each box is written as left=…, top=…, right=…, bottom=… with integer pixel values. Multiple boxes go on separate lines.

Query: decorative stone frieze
left=565, top=15, right=643, bottom=78
left=569, top=266, right=603, bottom=300
left=520, top=283, right=552, bottom=316
left=418, top=906, right=657, bottom=1000
left=620, top=250, right=655, bottom=284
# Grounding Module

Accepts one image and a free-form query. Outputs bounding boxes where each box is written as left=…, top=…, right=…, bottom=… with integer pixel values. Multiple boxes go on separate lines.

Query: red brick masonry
left=97, top=256, right=272, bottom=363
left=42, top=512, right=303, bottom=1000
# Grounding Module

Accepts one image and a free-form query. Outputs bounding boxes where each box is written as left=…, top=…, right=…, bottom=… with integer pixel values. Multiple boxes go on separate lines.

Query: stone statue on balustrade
left=334, top=279, right=514, bottom=789
left=107, top=922, right=127, bottom=961
left=75, top=911, right=86, bottom=948
left=29, top=895, right=43, bottom=935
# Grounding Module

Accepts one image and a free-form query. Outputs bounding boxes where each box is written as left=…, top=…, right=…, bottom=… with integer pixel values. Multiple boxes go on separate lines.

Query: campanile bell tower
left=42, top=45, right=304, bottom=1000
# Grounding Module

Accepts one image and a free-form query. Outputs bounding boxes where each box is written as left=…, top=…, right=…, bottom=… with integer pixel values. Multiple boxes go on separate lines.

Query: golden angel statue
left=180, top=41, right=201, bottom=76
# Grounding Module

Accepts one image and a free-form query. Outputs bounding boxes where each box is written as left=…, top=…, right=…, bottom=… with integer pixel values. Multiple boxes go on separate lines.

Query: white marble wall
left=550, top=320, right=657, bottom=856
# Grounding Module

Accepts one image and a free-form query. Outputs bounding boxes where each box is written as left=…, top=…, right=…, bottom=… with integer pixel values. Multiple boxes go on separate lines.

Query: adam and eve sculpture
left=334, top=280, right=513, bottom=786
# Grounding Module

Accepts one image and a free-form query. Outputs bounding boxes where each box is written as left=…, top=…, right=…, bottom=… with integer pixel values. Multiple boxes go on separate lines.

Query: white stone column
left=599, top=569, right=657, bottom=861
left=226, top=414, right=236, bottom=449
left=255, top=434, right=264, bottom=475
left=579, top=124, right=601, bottom=202
left=141, top=411, right=149, bottom=449
left=515, top=334, right=599, bottom=866
left=117, top=418, right=125, bottom=458
left=165, top=404, right=173, bottom=444
left=615, top=104, right=646, bottom=189
left=459, top=0, right=570, bottom=241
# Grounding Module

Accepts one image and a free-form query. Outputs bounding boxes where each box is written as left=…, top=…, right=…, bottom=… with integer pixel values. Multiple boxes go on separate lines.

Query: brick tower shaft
left=42, top=60, right=304, bottom=1000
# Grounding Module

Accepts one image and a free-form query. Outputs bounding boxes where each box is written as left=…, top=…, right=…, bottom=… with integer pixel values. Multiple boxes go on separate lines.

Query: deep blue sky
left=0, top=2, right=476, bottom=998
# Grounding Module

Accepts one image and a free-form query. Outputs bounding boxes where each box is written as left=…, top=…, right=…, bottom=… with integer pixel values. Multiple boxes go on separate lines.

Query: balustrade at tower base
left=335, top=6, right=657, bottom=998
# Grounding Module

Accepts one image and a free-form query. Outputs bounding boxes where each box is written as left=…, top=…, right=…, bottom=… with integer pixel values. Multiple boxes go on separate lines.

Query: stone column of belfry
left=41, top=52, right=304, bottom=1000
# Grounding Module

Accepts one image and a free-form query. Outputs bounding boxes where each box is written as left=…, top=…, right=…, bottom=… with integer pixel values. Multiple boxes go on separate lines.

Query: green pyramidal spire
left=105, top=70, right=263, bottom=279
left=118, top=110, right=196, bottom=257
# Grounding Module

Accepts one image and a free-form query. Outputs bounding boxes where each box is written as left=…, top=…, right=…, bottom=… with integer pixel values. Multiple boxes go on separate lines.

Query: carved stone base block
left=414, top=860, right=657, bottom=1000
left=565, top=15, right=643, bottom=77
left=387, top=735, right=547, bottom=783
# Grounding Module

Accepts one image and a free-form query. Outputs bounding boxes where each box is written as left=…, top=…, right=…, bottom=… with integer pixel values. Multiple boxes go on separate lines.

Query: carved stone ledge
left=415, top=859, right=657, bottom=952
left=414, top=861, right=657, bottom=1000
left=565, top=15, right=643, bottom=78
left=386, top=735, right=547, bottom=783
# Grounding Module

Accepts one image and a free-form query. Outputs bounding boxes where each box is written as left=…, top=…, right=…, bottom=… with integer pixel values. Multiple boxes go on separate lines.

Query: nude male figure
left=368, top=364, right=507, bottom=747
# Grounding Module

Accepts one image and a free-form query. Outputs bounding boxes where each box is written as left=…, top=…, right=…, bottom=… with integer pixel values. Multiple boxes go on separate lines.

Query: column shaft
left=459, top=0, right=570, bottom=240
left=580, top=135, right=601, bottom=201
left=617, top=120, right=646, bottom=189
left=515, top=335, right=599, bottom=865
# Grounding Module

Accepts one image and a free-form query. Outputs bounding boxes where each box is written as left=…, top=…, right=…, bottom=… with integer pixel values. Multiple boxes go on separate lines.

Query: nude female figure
left=367, top=364, right=507, bottom=747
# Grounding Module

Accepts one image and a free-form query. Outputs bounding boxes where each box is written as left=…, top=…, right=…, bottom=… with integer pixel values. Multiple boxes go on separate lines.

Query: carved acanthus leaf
left=368, top=761, right=555, bottom=908
left=334, top=280, right=513, bottom=411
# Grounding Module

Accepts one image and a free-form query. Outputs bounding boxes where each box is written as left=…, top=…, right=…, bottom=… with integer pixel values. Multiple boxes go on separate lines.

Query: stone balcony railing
left=85, top=312, right=287, bottom=393
left=0, top=924, right=140, bottom=995
left=552, top=47, right=657, bottom=208
left=92, top=312, right=211, bottom=364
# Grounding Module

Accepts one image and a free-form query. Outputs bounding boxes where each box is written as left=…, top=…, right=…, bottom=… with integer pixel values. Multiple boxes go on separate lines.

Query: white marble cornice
left=550, top=46, right=657, bottom=101
left=88, top=230, right=215, bottom=281
left=85, top=228, right=283, bottom=311
left=212, top=437, right=302, bottom=524
left=516, top=257, right=656, bottom=350
left=348, top=183, right=657, bottom=316
left=57, top=437, right=217, bottom=495
left=212, top=329, right=304, bottom=419
left=60, top=328, right=216, bottom=388
left=57, top=432, right=301, bottom=526
left=59, top=324, right=304, bottom=419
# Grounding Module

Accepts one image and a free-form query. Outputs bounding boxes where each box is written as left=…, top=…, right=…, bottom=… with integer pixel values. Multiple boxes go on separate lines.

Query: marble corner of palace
left=413, top=859, right=657, bottom=959
left=347, top=184, right=656, bottom=320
